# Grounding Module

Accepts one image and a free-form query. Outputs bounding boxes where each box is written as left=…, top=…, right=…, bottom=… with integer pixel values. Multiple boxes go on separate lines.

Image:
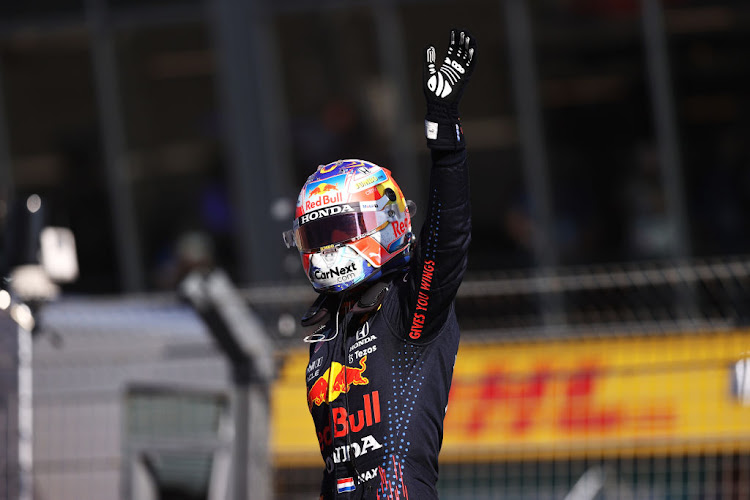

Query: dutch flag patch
left=337, top=477, right=355, bottom=493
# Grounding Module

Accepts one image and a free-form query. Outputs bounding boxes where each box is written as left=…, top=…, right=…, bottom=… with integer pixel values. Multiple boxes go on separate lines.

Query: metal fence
left=263, top=257, right=750, bottom=499
left=249, top=255, right=750, bottom=345
left=3, top=257, right=750, bottom=499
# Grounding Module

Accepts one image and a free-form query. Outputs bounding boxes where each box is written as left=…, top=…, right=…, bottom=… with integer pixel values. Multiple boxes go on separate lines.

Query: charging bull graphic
left=309, top=183, right=339, bottom=197
left=308, top=356, right=369, bottom=410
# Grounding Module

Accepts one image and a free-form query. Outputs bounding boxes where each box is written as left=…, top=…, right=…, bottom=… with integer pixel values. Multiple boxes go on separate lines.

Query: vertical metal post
left=86, top=0, right=145, bottom=292
left=233, top=383, right=271, bottom=500
left=16, top=323, right=32, bottom=500
left=371, top=0, right=422, bottom=218
left=232, top=387, right=251, bottom=500
left=180, top=270, right=274, bottom=500
left=0, top=312, right=19, bottom=500
left=1, top=304, right=35, bottom=500
left=641, top=0, right=695, bottom=319
left=641, top=0, right=691, bottom=258
left=503, top=0, right=563, bottom=327
left=502, top=0, right=556, bottom=269
left=210, top=0, right=287, bottom=285
left=251, top=9, right=294, bottom=207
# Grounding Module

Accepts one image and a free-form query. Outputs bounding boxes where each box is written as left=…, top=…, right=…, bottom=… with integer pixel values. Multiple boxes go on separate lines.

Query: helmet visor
left=293, top=209, right=388, bottom=252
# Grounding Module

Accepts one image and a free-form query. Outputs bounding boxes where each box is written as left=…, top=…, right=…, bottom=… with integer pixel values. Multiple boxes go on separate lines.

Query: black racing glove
left=423, top=28, right=477, bottom=150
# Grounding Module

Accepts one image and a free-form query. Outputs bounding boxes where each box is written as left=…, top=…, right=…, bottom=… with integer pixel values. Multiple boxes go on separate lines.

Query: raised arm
left=403, top=29, right=477, bottom=343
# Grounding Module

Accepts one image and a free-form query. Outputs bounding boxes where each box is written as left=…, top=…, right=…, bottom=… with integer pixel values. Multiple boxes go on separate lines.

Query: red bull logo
left=308, top=356, right=369, bottom=409
left=317, top=391, right=382, bottom=451
left=306, top=182, right=343, bottom=210
left=309, top=182, right=338, bottom=196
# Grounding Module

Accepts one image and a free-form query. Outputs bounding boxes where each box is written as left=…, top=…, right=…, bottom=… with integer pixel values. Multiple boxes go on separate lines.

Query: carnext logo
left=314, top=263, right=357, bottom=280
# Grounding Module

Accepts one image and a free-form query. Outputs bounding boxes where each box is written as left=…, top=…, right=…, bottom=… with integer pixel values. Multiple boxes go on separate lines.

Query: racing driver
left=283, top=29, right=477, bottom=499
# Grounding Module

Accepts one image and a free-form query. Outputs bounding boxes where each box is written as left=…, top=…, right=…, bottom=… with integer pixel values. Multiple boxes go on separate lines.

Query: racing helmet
left=283, top=159, right=414, bottom=293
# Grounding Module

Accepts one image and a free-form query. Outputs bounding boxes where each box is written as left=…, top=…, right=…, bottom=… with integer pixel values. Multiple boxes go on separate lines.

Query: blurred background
left=1, top=0, right=750, bottom=499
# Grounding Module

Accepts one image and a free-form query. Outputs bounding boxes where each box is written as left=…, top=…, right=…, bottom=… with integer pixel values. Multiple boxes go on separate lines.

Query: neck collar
left=300, top=279, right=393, bottom=327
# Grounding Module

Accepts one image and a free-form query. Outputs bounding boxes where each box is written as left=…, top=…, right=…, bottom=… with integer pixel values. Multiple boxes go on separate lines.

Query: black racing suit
left=303, top=145, right=471, bottom=499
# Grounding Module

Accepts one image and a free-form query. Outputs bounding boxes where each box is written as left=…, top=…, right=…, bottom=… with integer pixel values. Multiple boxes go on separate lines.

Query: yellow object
left=272, top=330, right=750, bottom=466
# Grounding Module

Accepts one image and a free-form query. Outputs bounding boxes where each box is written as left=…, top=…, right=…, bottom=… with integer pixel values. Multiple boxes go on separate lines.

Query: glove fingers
left=423, top=45, right=440, bottom=95
left=423, top=29, right=477, bottom=149
left=424, top=45, right=436, bottom=67
left=458, top=29, right=477, bottom=76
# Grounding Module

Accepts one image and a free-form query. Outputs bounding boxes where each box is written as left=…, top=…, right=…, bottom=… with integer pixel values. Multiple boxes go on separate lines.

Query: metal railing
left=244, top=256, right=750, bottom=346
